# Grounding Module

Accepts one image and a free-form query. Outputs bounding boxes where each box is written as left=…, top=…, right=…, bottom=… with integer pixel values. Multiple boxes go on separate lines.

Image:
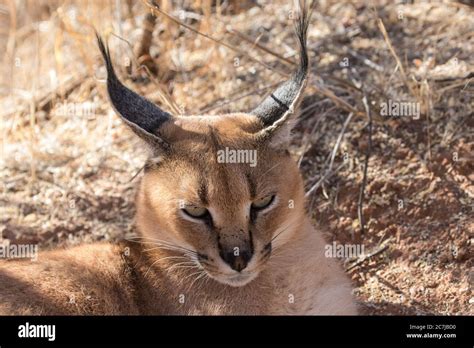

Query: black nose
left=220, top=250, right=252, bottom=272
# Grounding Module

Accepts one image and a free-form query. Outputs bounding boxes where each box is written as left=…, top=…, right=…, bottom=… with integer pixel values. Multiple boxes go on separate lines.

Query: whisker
left=181, top=270, right=205, bottom=285
left=271, top=220, right=304, bottom=244
left=144, top=258, right=163, bottom=279
left=188, top=271, right=209, bottom=289
left=143, top=245, right=191, bottom=254
left=271, top=222, right=295, bottom=242
left=143, top=253, right=196, bottom=279
left=144, top=255, right=189, bottom=262
left=133, top=241, right=197, bottom=255
left=127, top=237, right=198, bottom=255
left=133, top=243, right=199, bottom=258
left=166, top=261, right=199, bottom=273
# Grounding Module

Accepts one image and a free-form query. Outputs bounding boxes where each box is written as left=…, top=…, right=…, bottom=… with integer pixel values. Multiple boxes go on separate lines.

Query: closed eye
left=251, top=195, right=275, bottom=211
left=182, top=206, right=209, bottom=219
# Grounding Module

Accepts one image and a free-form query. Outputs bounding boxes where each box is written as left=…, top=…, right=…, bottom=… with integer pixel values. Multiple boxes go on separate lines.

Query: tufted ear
left=251, top=1, right=312, bottom=147
left=96, top=34, right=173, bottom=152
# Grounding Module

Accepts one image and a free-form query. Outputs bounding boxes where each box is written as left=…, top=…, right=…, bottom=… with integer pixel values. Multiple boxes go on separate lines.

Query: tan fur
left=0, top=112, right=357, bottom=315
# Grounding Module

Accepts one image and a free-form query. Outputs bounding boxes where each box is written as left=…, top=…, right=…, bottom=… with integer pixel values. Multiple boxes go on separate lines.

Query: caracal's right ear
left=96, top=34, right=174, bottom=154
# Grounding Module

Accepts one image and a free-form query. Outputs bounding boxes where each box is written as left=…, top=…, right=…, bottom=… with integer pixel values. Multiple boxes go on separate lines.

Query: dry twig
left=357, top=95, right=372, bottom=236
left=346, top=242, right=390, bottom=271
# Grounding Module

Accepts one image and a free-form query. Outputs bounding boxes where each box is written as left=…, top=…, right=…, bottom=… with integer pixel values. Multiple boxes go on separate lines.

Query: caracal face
left=137, top=114, right=306, bottom=286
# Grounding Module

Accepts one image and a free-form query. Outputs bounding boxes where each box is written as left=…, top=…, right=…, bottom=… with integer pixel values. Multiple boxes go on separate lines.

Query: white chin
left=211, top=272, right=259, bottom=287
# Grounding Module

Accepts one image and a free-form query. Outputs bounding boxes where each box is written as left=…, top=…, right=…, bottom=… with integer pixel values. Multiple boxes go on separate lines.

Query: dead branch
left=135, top=1, right=158, bottom=74
left=357, top=94, right=372, bottom=236
left=346, top=242, right=390, bottom=271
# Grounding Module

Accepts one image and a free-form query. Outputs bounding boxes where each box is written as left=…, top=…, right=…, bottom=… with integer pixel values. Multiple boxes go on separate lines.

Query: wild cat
left=0, top=3, right=357, bottom=315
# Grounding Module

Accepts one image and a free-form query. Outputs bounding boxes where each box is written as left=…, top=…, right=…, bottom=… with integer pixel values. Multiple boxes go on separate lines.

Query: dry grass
left=0, top=0, right=473, bottom=315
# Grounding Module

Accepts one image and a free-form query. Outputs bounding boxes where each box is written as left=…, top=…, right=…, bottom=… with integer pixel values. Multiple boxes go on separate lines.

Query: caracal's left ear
left=250, top=0, right=313, bottom=148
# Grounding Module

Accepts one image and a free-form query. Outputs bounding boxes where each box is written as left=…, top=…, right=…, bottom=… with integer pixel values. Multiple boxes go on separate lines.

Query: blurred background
left=0, top=0, right=472, bottom=315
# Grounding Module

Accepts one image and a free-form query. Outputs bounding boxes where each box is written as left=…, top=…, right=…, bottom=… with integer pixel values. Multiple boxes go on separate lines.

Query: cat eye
left=251, top=195, right=275, bottom=210
left=182, top=206, right=209, bottom=219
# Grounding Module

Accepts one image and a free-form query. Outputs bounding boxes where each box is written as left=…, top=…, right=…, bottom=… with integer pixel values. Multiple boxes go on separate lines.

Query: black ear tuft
left=251, top=1, right=313, bottom=139
left=96, top=33, right=173, bottom=150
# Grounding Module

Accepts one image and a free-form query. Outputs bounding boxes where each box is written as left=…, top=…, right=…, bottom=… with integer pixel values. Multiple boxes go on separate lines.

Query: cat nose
left=220, top=250, right=252, bottom=272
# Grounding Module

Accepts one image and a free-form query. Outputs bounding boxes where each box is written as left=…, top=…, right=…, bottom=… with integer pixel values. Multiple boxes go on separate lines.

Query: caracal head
left=97, top=3, right=312, bottom=287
